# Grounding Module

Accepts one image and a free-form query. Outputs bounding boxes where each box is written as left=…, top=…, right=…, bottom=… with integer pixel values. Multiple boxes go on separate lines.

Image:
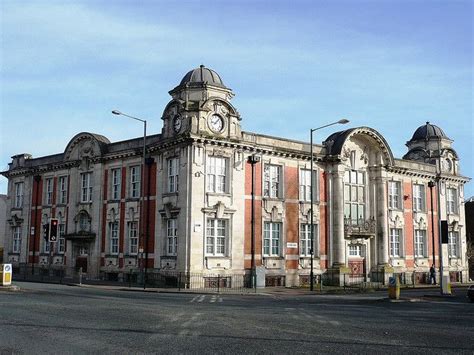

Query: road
left=0, top=282, right=473, bottom=354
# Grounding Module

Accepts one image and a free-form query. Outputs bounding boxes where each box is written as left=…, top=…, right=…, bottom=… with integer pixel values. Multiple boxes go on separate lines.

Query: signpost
left=1, top=264, right=12, bottom=286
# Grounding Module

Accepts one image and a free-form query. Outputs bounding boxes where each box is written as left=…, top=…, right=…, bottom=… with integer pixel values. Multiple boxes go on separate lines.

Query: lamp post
left=247, top=154, right=260, bottom=290
left=310, top=119, right=349, bottom=291
left=112, top=110, right=148, bottom=288
left=428, top=180, right=436, bottom=268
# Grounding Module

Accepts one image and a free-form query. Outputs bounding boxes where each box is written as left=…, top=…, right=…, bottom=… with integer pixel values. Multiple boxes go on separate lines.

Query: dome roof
left=410, top=122, right=449, bottom=141
left=180, top=65, right=226, bottom=88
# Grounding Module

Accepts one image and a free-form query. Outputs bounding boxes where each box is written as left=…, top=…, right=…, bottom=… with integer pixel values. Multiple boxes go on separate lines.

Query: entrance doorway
left=74, top=245, right=89, bottom=273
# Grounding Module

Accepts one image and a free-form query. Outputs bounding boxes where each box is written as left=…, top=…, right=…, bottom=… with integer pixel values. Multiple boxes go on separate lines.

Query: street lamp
left=112, top=110, right=148, bottom=288
left=310, top=118, right=349, bottom=291
left=247, top=154, right=261, bottom=291
left=428, top=180, right=436, bottom=269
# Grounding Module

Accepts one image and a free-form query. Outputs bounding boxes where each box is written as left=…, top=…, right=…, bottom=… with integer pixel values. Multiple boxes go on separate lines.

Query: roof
left=410, top=122, right=449, bottom=141
left=179, top=65, right=226, bottom=88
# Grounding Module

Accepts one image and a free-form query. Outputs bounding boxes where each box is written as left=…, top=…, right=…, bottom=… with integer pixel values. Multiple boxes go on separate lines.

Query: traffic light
left=49, top=218, right=59, bottom=242
left=43, top=223, right=49, bottom=241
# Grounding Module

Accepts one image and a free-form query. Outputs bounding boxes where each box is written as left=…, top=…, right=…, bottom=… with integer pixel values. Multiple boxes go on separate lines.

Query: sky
left=1, top=0, right=473, bottom=197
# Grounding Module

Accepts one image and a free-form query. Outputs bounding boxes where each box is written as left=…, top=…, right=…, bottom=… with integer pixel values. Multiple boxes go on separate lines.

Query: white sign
left=194, top=223, right=202, bottom=233
left=287, top=242, right=298, bottom=249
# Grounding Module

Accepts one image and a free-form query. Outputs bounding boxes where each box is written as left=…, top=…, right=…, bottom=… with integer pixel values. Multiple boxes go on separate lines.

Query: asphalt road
left=0, top=282, right=473, bottom=354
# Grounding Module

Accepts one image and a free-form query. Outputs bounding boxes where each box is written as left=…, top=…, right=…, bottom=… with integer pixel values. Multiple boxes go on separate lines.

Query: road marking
left=190, top=295, right=223, bottom=303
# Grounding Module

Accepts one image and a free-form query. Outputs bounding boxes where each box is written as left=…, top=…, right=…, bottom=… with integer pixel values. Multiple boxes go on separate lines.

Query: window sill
left=162, top=192, right=178, bottom=197
left=206, top=192, right=231, bottom=197
left=78, top=201, right=92, bottom=205
left=107, top=199, right=121, bottom=203
left=263, top=256, right=283, bottom=259
left=205, top=255, right=229, bottom=259
left=262, top=197, right=285, bottom=202
left=11, top=207, right=23, bottom=211
left=105, top=254, right=119, bottom=258
left=125, top=197, right=140, bottom=202
left=56, top=203, right=67, bottom=207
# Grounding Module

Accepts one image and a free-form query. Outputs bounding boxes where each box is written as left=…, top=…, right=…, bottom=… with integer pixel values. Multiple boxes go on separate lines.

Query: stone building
left=1, top=66, right=470, bottom=286
left=0, top=194, right=6, bottom=263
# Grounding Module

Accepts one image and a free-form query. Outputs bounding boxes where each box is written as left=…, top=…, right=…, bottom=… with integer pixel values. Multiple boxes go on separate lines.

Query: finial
left=200, top=64, right=205, bottom=68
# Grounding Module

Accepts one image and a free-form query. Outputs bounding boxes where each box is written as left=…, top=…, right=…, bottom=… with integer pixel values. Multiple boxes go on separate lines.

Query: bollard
left=79, top=267, right=83, bottom=285
left=388, top=276, right=400, bottom=300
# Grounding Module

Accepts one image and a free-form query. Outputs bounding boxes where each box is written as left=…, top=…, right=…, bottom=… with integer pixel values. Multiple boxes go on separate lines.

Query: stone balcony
left=344, top=217, right=376, bottom=238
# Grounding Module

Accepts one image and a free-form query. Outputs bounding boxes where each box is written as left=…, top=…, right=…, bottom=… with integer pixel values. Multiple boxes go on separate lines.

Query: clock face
left=173, top=116, right=182, bottom=133
left=208, top=114, right=224, bottom=133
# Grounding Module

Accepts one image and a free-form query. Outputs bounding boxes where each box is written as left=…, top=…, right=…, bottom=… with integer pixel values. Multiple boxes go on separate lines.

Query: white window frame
left=166, top=219, right=178, bottom=256
left=14, top=182, right=24, bottom=208
left=58, top=223, right=66, bottom=254
left=45, top=178, right=53, bottom=205
left=448, top=231, right=459, bottom=258
left=299, top=169, right=318, bottom=202
left=263, top=222, right=281, bottom=257
left=58, top=176, right=68, bottom=204
left=388, top=181, right=402, bottom=210
left=414, top=229, right=426, bottom=258
left=412, top=184, right=425, bottom=212
left=110, top=222, right=119, bottom=255
left=130, top=166, right=141, bottom=198
left=300, top=223, right=318, bottom=257
left=111, top=168, right=121, bottom=200
left=348, top=244, right=362, bottom=257
left=206, top=218, right=227, bottom=256
left=264, top=164, right=282, bottom=199
left=12, top=226, right=21, bottom=253
left=81, top=173, right=92, bottom=203
left=128, top=221, right=138, bottom=255
left=344, top=170, right=366, bottom=224
left=389, top=228, right=402, bottom=257
left=446, top=188, right=458, bottom=215
left=167, top=158, right=179, bottom=193
left=207, top=156, right=227, bottom=193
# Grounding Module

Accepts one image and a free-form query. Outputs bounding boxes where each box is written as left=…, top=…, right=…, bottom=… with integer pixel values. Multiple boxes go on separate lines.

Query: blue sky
left=1, top=0, right=472, bottom=196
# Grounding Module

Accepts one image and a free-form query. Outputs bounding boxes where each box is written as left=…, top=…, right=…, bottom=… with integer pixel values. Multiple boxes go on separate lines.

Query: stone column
left=332, top=170, right=346, bottom=266
left=376, top=175, right=389, bottom=266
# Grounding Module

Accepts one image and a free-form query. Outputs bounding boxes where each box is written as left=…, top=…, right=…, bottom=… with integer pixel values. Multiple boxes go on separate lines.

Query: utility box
left=388, top=276, right=400, bottom=300
left=0, top=264, right=12, bottom=286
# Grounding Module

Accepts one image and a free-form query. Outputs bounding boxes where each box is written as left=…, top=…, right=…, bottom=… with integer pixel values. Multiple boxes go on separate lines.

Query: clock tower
left=161, top=65, right=241, bottom=140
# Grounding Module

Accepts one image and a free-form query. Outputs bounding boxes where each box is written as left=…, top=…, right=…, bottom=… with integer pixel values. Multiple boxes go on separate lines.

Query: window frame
left=166, top=219, right=178, bottom=256
left=300, top=223, right=318, bottom=257
left=388, top=181, right=402, bottom=210
left=206, top=156, right=228, bottom=194
left=263, top=164, right=283, bottom=199
left=58, top=223, right=66, bottom=254
left=299, top=169, right=318, bottom=202
left=446, top=188, right=458, bottom=215
left=448, top=231, right=459, bottom=258
left=205, top=218, right=227, bottom=257
left=81, top=173, right=93, bottom=203
left=389, top=228, right=402, bottom=257
left=128, top=221, right=138, bottom=255
left=45, top=178, right=53, bottom=205
left=412, top=184, right=426, bottom=212
left=12, top=226, right=21, bottom=253
left=344, top=169, right=366, bottom=224
left=167, top=158, right=179, bottom=193
left=111, top=168, right=121, bottom=200
left=109, top=222, right=119, bottom=255
left=14, top=182, right=24, bottom=208
left=263, top=222, right=282, bottom=257
left=414, top=229, right=426, bottom=258
left=130, top=165, right=141, bottom=198
left=58, top=176, right=68, bottom=204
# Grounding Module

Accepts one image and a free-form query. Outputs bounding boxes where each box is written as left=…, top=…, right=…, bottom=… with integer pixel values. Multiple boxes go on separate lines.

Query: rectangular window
left=388, top=181, right=401, bottom=210
left=446, top=188, right=458, bottom=215
left=58, top=176, right=68, bottom=204
left=448, top=231, right=459, bottom=258
left=344, top=170, right=365, bottom=224
left=130, top=166, right=141, bottom=198
left=44, top=238, right=50, bottom=253
left=167, top=158, right=179, bottom=193
left=14, top=182, right=24, bottom=208
left=58, top=223, right=66, bottom=253
left=300, top=223, right=317, bottom=257
left=81, top=173, right=92, bottom=203
left=389, top=228, right=402, bottom=257
left=167, top=219, right=178, bottom=256
left=206, top=219, right=227, bottom=256
left=299, top=169, right=318, bottom=202
left=414, top=229, right=426, bottom=257
left=348, top=245, right=362, bottom=257
left=413, top=184, right=425, bottom=212
left=263, top=222, right=281, bottom=256
left=207, top=156, right=227, bottom=193
left=264, top=164, right=282, bottom=198
left=110, top=222, right=119, bottom=255
left=12, top=226, right=21, bottom=253
left=111, top=169, right=121, bottom=200
left=45, top=178, right=53, bottom=205
left=128, top=221, right=138, bottom=255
